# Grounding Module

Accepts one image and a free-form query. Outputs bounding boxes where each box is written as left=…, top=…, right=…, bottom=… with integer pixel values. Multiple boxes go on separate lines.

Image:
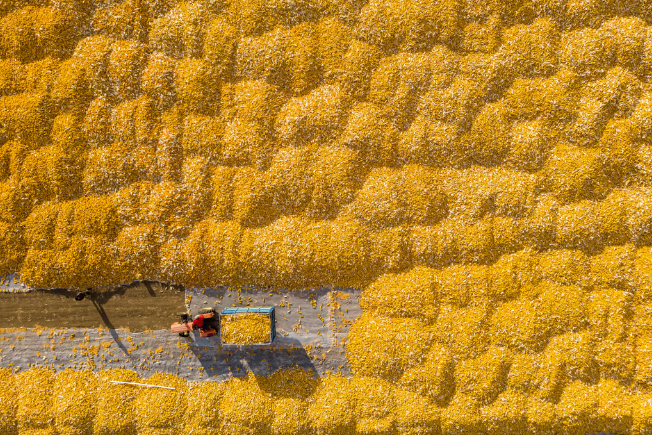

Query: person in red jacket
left=192, top=314, right=206, bottom=330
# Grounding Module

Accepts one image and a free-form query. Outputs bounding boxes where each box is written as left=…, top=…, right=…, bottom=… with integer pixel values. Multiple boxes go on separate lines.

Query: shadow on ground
left=0, top=281, right=185, bottom=331
left=187, top=334, right=318, bottom=379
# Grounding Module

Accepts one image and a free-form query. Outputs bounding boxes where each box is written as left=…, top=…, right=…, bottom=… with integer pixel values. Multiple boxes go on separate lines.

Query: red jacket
left=192, top=315, right=204, bottom=328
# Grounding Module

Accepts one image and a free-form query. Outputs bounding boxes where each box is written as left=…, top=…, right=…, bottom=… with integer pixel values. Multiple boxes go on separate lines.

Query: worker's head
left=192, top=315, right=204, bottom=327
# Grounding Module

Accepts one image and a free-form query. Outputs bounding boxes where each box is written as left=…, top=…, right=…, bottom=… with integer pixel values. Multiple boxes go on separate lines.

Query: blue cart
left=220, top=306, right=276, bottom=345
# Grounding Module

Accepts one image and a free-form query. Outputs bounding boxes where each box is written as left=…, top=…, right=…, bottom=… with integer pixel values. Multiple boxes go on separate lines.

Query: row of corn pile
left=3, top=366, right=652, bottom=435
left=2, top=0, right=652, bottom=430
left=1, top=1, right=652, bottom=291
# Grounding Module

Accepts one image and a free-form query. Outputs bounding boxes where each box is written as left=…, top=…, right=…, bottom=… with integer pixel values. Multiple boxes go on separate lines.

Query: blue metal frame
left=220, top=306, right=276, bottom=344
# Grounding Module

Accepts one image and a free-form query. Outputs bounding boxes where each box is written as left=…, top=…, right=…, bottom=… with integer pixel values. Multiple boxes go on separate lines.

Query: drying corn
left=0, top=368, right=16, bottom=435
left=221, top=313, right=270, bottom=344
left=94, top=369, right=140, bottom=435
left=0, top=0, right=652, bottom=431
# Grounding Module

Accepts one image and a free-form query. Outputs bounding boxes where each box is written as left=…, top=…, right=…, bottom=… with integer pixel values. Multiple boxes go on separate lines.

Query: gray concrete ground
left=186, top=286, right=362, bottom=347
left=0, top=286, right=362, bottom=381
left=0, top=273, right=29, bottom=292
left=0, top=326, right=350, bottom=381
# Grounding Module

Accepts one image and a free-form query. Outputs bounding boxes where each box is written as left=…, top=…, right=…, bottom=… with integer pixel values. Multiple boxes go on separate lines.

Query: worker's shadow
left=44, top=280, right=182, bottom=305
left=89, top=295, right=131, bottom=356
left=37, top=288, right=133, bottom=356
left=188, top=336, right=318, bottom=379
left=43, top=288, right=122, bottom=330
left=43, top=285, right=126, bottom=299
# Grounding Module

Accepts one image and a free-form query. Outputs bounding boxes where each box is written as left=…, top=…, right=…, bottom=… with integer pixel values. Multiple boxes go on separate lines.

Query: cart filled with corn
left=220, top=307, right=277, bottom=345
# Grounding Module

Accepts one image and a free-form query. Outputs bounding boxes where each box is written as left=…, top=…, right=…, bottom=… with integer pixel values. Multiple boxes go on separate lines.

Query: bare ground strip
left=0, top=282, right=361, bottom=380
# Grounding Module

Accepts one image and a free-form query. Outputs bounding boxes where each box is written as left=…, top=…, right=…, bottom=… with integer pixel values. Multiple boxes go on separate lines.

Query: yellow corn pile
left=16, top=367, right=56, bottom=435
left=0, top=364, right=649, bottom=433
left=3, top=0, right=652, bottom=429
left=0, top=368, right=16, bottom=435
left=95, top=369, right=141, bottom=435
left=219, top=374, right=273, bottom=435
left=52, top=369, right=97, bottom=435
left=184, top=381, right=224, bottom=434
left=221, top=313, right=270, bottom=344
left=133, top=373, right=187, bottom=435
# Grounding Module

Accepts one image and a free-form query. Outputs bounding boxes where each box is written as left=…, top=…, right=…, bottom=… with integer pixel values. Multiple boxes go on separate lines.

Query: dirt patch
left=0, top=281, right=185, bottom=331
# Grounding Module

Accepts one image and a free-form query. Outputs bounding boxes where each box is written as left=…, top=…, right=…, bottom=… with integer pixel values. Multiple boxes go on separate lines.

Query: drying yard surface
left=3, top=0, right=652, bottom=433
left=0, top=326, right=350, bottom=382
left=0, top=281, right=184, bottom=330
left=0, top=286, right=358, bottom=380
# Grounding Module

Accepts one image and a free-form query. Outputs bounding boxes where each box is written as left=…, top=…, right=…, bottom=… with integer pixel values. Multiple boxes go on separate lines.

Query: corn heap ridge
left=2, top=0, right=652, bottom=433
left=221, top=313, right=270, bottom=344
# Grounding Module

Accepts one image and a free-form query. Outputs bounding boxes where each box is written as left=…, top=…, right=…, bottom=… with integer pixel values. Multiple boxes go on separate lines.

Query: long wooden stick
left=109, top=380, right=176, bottom=390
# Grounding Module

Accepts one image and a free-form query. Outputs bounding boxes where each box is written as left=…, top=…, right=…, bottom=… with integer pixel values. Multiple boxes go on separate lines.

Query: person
left=74, top=289, right=91, bottom=301
left=192, top=314, right=206, bottom=330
